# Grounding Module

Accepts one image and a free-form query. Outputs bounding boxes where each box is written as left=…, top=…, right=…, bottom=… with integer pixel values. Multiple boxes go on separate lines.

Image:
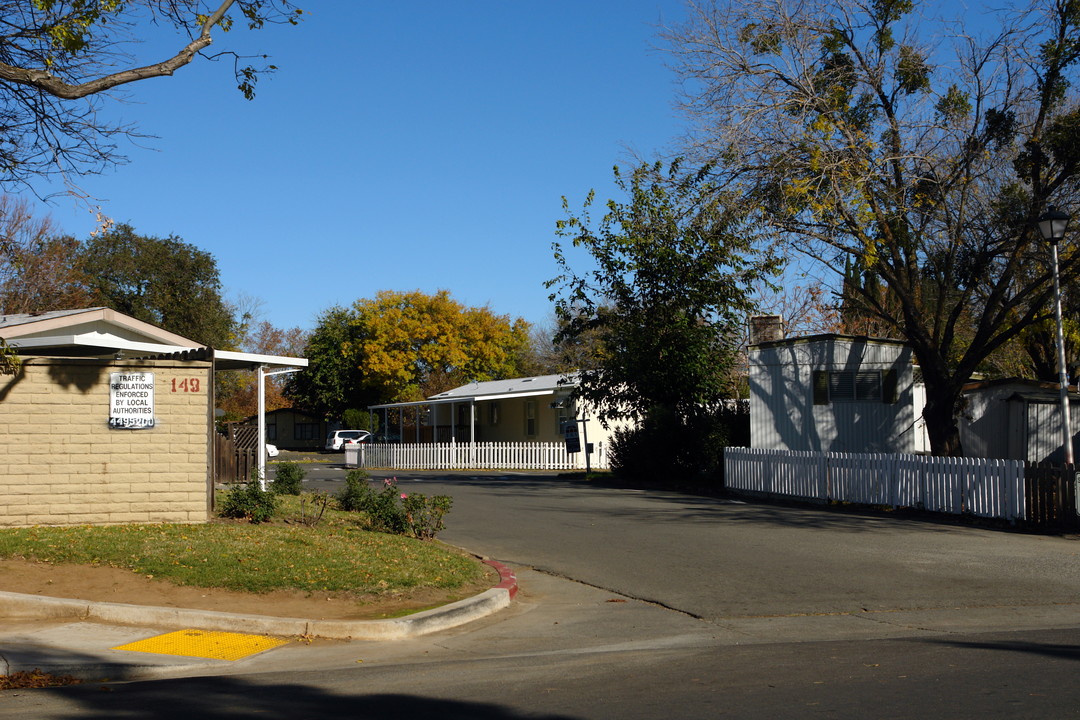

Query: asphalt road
left=5, top=625, right=1080, bottom=719
left=298, top=463, right=1080, bottom=623
left=5, top=460, right=1079, bottom=718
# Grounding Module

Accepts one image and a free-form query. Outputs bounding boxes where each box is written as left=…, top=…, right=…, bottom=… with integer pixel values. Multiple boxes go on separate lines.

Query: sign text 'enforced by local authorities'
left=109, top=372, right=155, bottom=429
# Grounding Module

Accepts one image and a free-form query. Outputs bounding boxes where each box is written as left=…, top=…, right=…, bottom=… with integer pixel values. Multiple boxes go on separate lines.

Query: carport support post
left=257, top=365, right=267, bottom=489
left=257, top=366, right=301, bottom=490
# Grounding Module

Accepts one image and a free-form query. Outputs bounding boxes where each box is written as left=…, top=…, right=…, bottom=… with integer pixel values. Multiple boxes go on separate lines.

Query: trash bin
left=345, top=443, right=361, bottom=468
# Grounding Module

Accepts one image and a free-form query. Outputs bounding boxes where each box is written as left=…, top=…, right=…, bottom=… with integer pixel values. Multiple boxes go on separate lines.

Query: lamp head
left=1038, top=205, right=1071, bottom=245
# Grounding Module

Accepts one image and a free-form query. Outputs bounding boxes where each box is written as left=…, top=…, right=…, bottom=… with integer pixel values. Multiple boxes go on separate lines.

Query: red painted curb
left=483, top=559, right=518, bottom=600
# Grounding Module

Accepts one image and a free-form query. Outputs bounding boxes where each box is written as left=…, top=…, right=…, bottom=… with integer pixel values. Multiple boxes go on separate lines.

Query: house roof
left=750, top=332, right=909, bottom=350
left=962, top=377, right=1080, bottom=403
left=963, top=377, right=1064, bottom=392
left=369, top=373, right=578, bottom=410
left=0, top=307, right=198, bottom=346
left=0, top=307, right=307, bottom=371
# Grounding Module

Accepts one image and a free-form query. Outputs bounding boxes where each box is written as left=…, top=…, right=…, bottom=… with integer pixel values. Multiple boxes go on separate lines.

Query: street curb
left=0, top=559, right=518, bottom=642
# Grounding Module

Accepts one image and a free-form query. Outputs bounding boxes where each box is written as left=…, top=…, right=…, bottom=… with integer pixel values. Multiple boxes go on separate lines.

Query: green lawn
left=0, top=496, right=484, bottom=595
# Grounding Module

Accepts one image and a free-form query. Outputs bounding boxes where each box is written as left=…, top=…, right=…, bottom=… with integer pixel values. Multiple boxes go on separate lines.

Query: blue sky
left=31, top=2, right=691, bottom=335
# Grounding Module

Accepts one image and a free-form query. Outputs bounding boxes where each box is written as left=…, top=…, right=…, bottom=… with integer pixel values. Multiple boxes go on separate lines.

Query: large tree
left=518, top=312, right=609, bottom=377
left=666, top=0, right=1080, bottom=456
left=216, top=319, right=308, bottom=421
left=284, top=306, right=363, bottom=421
left=0, top=195, right=89, bottom=313
left=287, top=291, right=531, bottom=420
left=547, top=160, right=776, bottom=426
left=0, top=0, right=301, bottom=190
left=0, top=195, right=83, bottom=375
left=78, top=223, right=236, bottom=348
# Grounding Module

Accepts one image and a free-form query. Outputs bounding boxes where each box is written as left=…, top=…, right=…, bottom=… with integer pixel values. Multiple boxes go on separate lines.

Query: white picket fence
left=725, top=447, right=1027, bottom=521
left=353, top=441, right=608, bottom=471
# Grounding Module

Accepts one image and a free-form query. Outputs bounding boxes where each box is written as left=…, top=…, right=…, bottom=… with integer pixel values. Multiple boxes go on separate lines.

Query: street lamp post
left=1038, top=206, right=1073, bottom=465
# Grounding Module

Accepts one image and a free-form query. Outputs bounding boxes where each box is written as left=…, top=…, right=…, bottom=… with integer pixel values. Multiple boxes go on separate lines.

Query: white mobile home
left=959, top=379, right=1080, bottom=463
left=749, top=334, right=928, bottom=454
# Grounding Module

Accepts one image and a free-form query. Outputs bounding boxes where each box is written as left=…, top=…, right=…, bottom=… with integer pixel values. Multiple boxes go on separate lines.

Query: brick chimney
left=749, top=315, right=785, bottom=345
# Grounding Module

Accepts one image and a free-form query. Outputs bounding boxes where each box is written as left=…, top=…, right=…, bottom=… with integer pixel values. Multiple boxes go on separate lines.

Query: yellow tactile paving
left=112, top=629, right=290, bottom=661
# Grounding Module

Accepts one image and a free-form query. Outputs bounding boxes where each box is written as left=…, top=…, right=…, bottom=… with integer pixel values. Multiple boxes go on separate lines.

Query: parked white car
left=324, top=430, right=371, bottom=451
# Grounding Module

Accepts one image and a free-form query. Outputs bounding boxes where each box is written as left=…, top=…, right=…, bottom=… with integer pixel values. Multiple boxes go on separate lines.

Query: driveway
left=296, top=466, right=1080, bottom=624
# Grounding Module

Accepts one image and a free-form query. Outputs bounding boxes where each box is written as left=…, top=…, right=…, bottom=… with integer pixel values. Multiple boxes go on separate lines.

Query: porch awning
left=368, top=388, right=557, bottom=411
left=8, top=333, right=307, bottom=371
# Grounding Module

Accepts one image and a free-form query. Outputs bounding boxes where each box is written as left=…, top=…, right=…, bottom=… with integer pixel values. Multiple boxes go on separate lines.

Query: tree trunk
left=921, top=388, right=963, bottom=457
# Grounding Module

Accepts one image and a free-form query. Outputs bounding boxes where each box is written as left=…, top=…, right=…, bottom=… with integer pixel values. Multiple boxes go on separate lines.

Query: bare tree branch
left=0, top=0, right=302, bottom=190
left=666, top=0, right=1080, bottom=455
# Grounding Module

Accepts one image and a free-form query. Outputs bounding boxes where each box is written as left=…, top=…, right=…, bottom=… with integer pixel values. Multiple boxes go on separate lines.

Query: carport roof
left=1, top=308, right=306, bottom=371
left=369, top=373, right=577, bottom=410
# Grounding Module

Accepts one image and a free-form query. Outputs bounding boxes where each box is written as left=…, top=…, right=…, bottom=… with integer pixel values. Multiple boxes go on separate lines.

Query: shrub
left=342, top=408, right=379, bottom=434
left=335, top=469, right=374, bottom=512
left=609, top=426, right=657, bottom=482
left=401, top=492, right=453, bottom=539
left=335, top=475, right=453, bottom=539
left=296, top=491, right=332, bottom=527
left=270, top=461, right=306, bottom=495
left=366, top=480, right=407, bottom=535
left=219, top=478, right=279, bottom=523
left=610, top=408, right=742, bottom=486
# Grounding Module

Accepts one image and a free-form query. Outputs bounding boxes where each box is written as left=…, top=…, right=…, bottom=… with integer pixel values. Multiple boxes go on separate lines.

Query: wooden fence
left=1025, top=463, right=1080, bottom=530
left=724, top=447, right=1030, bottom=522
left=213, top=426, right=257, bottom=484
left=355, top=441, right=608, bottom=472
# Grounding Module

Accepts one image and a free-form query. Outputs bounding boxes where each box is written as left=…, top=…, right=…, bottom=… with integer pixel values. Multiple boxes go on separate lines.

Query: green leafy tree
left=666, top=0, right=1080, bottom=456
left=0, top=0, right=302, bottom=190
left=77, top=223, right=236, bottom=349
left=287, top=291, right=531, bottom=419
left=547, top=160, right=777, bottom=476
left=284, top=305, right=367, bottom=421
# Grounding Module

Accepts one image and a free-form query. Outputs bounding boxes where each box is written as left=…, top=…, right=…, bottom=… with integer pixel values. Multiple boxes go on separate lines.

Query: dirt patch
left=0, top=558, right=499, bottom=621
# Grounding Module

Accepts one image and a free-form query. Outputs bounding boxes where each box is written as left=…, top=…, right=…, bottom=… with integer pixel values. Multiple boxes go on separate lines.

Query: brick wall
left=0, top=358, right=212, bottom=527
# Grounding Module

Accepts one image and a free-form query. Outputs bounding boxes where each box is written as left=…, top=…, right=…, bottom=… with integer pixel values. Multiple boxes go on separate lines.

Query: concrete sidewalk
left=0, top=561, right=518, bottom=682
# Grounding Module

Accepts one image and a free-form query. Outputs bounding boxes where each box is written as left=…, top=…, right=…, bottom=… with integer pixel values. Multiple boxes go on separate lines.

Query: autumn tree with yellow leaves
left=286, top=290, right=531, bottom=421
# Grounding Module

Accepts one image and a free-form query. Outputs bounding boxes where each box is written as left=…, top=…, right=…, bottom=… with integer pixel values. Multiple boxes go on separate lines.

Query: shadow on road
left=298, top=467, right=1025, bottom=536
left=924, top=638, right=1080, bottom=661
left=23, top=673, right=580, bottom=720
left=391, top=471, right=1003, bottom=535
